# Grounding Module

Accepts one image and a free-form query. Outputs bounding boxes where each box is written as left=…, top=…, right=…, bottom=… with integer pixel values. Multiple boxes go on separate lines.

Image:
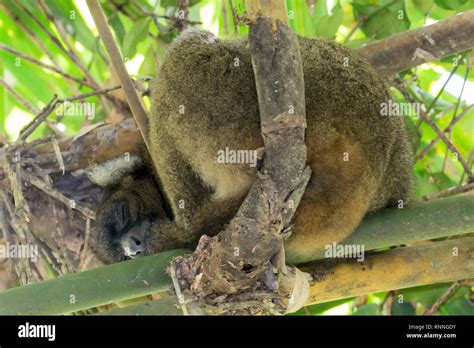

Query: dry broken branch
left=357, top=10, right=474, bottom=75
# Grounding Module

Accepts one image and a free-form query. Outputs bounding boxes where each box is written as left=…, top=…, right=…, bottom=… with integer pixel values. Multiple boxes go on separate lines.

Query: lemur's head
left=87, top=155, right=169, bottom=263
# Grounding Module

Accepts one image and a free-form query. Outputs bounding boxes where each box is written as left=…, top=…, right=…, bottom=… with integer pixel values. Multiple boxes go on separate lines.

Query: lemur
left=87, top=30, right=413, bottom=265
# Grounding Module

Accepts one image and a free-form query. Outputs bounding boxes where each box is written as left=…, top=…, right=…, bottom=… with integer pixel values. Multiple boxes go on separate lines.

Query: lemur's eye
left=115, top=200, right=130, bottom=231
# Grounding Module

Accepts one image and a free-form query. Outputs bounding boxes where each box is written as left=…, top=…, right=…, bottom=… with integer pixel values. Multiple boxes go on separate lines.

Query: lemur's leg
left=284, top=133, right=379, bottom=264
left=150, top=142, right=211, bottom=230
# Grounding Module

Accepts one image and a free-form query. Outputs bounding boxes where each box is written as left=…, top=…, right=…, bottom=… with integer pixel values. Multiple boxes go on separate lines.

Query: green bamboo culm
left=286, top=194, right=474, bottom=264
left=0, top=249, right=188, bottom=315
left=0, top=195, right=472, bottom=315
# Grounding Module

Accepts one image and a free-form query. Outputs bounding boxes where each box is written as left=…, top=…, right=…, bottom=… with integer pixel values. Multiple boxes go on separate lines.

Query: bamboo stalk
left=58, top=236, right=474, bottom=315
left=0, top=195, right=472, bottom=315
left=303, top=237, right=474, bottom=305
left=286, top=194, right=474, bottom=264
left=0, top=249, right=187, bottom=315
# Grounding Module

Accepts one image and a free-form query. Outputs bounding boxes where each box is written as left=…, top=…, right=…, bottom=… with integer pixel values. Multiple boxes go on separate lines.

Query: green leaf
left=313, top=1, right=343, bottom=39
left=406, top=81, right=453, bottom=114
left=391, top=301, right=416, bottom=315
left=306, top=298, right=354, bottom=315
left=405, top=0, right=430, bottom=29
left=437, top=287, right=473, bottom=315
left=352, top=0, right=411, bottom=39
left=413, top=175, right=439, bottom=198
left=287, top=0, right=313, bottom=36
left=439, top=297, right=474, bottom=315
left=434, top=0, right=468, bottom=10
left=139, top=45, right=157, bottom=76
left=43, top=0, right=97, bottom=54
left=430, top=172, right=457, bottom=190
left=399, top=283, right=452, bottom=307
left=287, top=0, right=343, bottom=38
left=428, top=2, right=455, bottom=20
left=108, top=14, right=126, bottom=46
left=353, top=303, right=380, bottom=315
left=458, top=0, right=474, bottom=11
left=122, top=18, right=151, bottom=59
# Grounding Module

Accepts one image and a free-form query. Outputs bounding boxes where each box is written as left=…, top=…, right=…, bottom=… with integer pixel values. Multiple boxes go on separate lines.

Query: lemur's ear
left=86, top=155, right=142, bottom=187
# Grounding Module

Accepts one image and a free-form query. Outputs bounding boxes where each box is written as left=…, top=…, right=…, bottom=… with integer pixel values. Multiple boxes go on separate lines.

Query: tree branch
left=171, top=0, right=312, bottom=314
left=357, top=10, right=474, bottom=75
left=33, top=118, right=142, bottom=173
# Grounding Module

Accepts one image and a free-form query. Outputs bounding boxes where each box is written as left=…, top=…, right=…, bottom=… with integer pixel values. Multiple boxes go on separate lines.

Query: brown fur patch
left=285, top=133, right=374, bottom=263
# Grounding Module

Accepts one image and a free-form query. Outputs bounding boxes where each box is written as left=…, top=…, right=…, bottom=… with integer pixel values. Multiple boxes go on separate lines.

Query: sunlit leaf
left=352, top=0, right=410, bottom=39
left=353, top=303, right=380, bottom=315
left=122, top=18, right=151, bottom=59
left=399, top=283, right=452, bottom=307
left=434, top=0, right=468, bottom=11
left=313, top=1, right=343, bottom=39
left=43, top=0, right=97, bottom=53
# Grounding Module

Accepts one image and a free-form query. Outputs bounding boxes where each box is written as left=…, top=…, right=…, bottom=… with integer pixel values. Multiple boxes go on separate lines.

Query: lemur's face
left=95, top=194, right=151, bottom=262
left=92, top=172, right=169, bottom=263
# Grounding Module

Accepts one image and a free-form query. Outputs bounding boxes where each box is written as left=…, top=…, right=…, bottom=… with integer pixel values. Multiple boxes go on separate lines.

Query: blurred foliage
left=0, top=0, right=473, bottom=315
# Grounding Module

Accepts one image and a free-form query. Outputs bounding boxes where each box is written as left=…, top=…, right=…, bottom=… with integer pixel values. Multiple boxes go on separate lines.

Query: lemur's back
left=150, top=30, right=413, bottom=263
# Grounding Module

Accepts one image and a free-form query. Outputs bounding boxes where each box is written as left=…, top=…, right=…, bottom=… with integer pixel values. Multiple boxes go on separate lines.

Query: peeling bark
left=171, top=5, right=312, bottom=314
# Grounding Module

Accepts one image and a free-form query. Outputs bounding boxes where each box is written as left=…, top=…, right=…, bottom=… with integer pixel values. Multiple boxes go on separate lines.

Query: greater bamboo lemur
left=88, top=30, right=413, bottom=265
